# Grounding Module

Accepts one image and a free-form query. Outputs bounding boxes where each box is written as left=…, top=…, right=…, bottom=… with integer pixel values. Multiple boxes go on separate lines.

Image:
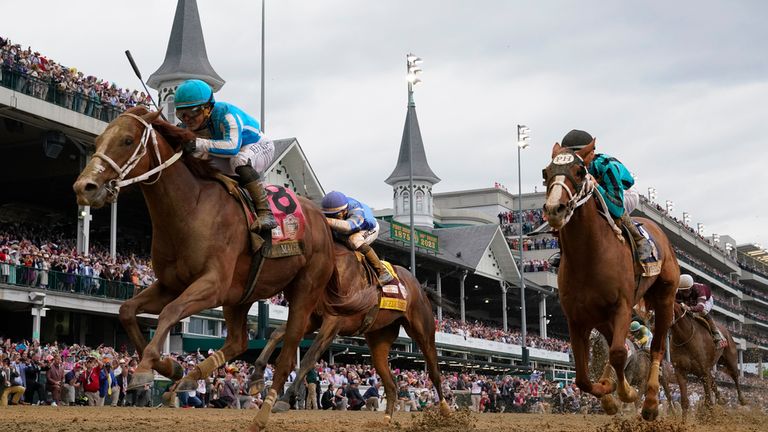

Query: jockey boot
left=235, top=165, right=277, bottom=233
left=618, top=213, right=653, bottom=262
left=359, top=243, right=394, bottom=285
left=702, top=313, right=724, bottom=343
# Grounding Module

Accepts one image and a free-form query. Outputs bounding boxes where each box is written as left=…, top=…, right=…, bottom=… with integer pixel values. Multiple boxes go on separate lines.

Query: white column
left=163, top=333, right=171, bottom=356
left=738, top=350, right=744, bottom=378
left=31, top=307, right=43, bottom=343
left=459, top=271, right=467, bottom=322
left=501, top=281, right=508, bottom=332
left=539, top=295, right=547, bottom=339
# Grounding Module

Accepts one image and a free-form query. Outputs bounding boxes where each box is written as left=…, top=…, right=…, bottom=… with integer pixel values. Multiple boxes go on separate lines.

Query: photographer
left=23, top=354, right=45, bottom=404
left=1, top=357, right=25, bottom=405
left=62, top=364, right=82, bottom=406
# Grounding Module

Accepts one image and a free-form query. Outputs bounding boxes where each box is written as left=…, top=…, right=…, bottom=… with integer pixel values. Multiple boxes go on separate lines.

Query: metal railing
left=0, top=67, right=124, bottom=122
left=0, top=264, right=139, bottom=300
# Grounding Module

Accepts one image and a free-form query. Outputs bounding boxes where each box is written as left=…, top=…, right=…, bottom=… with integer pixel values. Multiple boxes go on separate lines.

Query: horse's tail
left=322, top=264, right=378, bottom=316
left=422, top=282, right=459, bottom=315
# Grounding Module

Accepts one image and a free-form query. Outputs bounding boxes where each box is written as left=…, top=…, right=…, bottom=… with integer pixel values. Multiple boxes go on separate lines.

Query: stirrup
left=378, top=271, right=394, bottom=285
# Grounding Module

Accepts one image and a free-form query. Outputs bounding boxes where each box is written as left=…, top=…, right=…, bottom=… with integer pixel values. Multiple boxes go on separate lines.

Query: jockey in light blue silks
left=321, top=191, right=394, bottom=285
left=560, top=129, right=652, bottom=262
left=175, top=79, right=276, bottom=232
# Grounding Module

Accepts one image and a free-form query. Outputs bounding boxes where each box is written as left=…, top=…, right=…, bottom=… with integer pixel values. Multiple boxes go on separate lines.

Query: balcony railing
left=0, top=67, right=124, bottom=122
left=0, top=264, right=139, bottom=301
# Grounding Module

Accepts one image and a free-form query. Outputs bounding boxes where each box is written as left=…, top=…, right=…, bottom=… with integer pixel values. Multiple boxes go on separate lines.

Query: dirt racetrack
left=2, top=406, right=767, bottom=432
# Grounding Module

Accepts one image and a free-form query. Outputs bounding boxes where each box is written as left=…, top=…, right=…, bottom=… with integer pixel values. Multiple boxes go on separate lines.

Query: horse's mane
left=123, top=107, right=219, bottom=180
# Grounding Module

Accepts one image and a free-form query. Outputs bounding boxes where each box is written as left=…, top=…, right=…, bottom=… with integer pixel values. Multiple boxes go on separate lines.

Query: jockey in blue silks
left=175, top=79, right=276, bottom=232
left=321, top=191, right=394, bottom=285
left=560, top=129, right=652, bottom=262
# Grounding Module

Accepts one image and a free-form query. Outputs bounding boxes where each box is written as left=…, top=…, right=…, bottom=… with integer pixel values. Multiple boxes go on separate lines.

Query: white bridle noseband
left=92, top=112, right=183, bottom=200
left=545, top=153, right=595, bottom=225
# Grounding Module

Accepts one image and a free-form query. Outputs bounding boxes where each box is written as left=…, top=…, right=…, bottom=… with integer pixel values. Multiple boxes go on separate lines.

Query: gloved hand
left=182, top=139, right=197, bottom=154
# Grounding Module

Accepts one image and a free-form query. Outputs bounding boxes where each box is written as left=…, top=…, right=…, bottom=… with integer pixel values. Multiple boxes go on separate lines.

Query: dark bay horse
left=247, top=242, right=450, bottom=423
left=669, top=302, right=745, bottom=417
left=72, top=107, right=341, bottom=431
left=542, top=141, right=679, bottom=420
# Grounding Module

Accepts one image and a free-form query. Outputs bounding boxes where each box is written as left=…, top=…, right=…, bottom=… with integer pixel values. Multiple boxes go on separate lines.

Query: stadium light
left=515, top=124, right=530, bottom=366
left=697, top=223, right=705, bottom=236
left=713, top=233, right=720, bottom=244
left=682, top=212, right=691, bottom=226
left=517, top=125, right=531, bottom=149
left=407, top=53, right=423, bottom=86
left=665, top=200, right=674, bottom=213
left=647, top=187, right=656, bottom=202
left=405, top=53, right=424, bottom=277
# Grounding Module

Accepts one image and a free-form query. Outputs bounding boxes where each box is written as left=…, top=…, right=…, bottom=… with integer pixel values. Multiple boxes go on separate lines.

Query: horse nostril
left=557, top=204, right=567, bottom=214
left=83, top=181, right=99, bottom=192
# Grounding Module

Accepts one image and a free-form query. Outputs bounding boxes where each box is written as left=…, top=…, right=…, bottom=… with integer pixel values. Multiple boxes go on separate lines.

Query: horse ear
left=141, top=108, right=164, bottom=124
left=551, top=142, right=562, bottom=158
left=576, top=139, right=596, bottom=159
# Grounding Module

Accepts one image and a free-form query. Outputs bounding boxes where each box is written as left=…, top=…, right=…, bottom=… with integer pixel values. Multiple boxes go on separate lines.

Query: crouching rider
left=174, top=79, right=276, bottom=232
left=677, top=274, right=724, bottom=345
left=321, top=191, right=394, bottom=285
left=629, top=320, right=653, bottom=350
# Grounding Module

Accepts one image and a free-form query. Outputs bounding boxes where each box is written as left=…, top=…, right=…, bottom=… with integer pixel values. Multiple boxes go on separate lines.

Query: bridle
left=92, top=112, right=183, bottom=201
left=544, top=150, right=595, bottom=225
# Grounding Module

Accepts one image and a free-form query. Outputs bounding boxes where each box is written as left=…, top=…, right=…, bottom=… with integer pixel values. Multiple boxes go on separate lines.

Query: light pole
left=697, top=223, right=705, bottom=237
left=260, top=0, right=266, bottom=132
left=682, top=212, right=691, bottom=227
left=647, top=187, right=656, bottom=202
left=665, top=200, right=674, bottom=214
left=406, top=53, right=422, bottom=277
left=517, top=124, right=530, bottom=367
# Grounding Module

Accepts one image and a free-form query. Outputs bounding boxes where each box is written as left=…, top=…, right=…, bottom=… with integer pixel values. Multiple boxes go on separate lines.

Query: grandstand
left=1, top=0, right=766, bottom=391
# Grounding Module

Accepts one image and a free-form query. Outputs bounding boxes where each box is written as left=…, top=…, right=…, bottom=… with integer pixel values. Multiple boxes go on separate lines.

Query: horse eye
left=123, top=137, right=133, bottom=146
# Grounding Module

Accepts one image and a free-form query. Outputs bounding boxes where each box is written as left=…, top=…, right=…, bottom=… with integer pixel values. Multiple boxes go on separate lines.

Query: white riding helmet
left=678, top=274, right=694, bottom=290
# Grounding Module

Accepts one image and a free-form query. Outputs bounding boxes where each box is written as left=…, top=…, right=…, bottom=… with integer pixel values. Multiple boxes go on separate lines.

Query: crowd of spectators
left=499, top=209, right=545, bottom=236
left=509, top=236, right=558, bottom=251
left=0, top=36, right=151, bottom=122
left=521, top=259, right=554, bottom=273
left=436, top=317, right=570, bottom=353
left=0, top=221, right=155, bottom=299
left=738, top=259, right=768, bottom=281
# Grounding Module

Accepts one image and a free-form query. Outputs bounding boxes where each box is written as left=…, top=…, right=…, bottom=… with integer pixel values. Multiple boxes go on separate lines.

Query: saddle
left=691, top=314, right=729, bottom=349
left=352, top=251, right=408, bottom=312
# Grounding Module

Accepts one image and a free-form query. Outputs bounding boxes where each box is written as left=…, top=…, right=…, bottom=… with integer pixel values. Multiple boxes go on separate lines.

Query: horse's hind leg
left=403, top=298, right=450, bottom=416
left=272, top=317, right=341, bottom=412
left=249, top=323, right=287, bottom=395
left=366, top=324, right=402, bottom=420
left=176, top=303, right=252, bottom=392
left=721, top=345, right=746, bottom=405
left=675, top=369, right=690, bottom=421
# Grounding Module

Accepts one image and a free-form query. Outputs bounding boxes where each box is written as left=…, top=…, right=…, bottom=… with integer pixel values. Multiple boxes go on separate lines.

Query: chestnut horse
left=248, top=242, right=450, bottom=421
left=72, top=107, right=340, bottom=431
left=669, top=302, right=745, bottom=417
left=542, top=141, right=679, bottom=420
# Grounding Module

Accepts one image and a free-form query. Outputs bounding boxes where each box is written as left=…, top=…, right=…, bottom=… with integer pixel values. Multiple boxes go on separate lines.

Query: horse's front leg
left=249, top=323, right=287, bottom=395
left=571, top=323, right=611, bottom=398
left=118, top=281, right=175, bottom=358
left=130, top=275, right=223, bottom=389
left=642, top=292, right=674, bottom=421
left=610, top=305, right=637, bottom=405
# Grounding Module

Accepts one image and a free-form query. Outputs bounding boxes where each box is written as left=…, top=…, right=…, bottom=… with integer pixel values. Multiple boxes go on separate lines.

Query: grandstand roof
left=738, top=243, right=768, bottom=265
left=147, top=0, right=225, bottom=91
left=385, top=104, right=440, bottom=185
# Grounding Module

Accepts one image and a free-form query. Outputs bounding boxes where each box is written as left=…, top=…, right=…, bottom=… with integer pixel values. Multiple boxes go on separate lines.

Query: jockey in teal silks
left=175, top=79, right=276, bottom=232
left=629, top=320, right=653, bottom=350
left=560, top=129, right=652, bottom=262
left=321, top=191, right=394, bottom=285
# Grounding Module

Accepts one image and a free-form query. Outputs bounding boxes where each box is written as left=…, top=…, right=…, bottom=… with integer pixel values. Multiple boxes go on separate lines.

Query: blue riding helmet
left=175, top=79, right=215, bottom=109
left=321, top=191, right=349, bottom=215
left=630, top=321, right=642, bottom=332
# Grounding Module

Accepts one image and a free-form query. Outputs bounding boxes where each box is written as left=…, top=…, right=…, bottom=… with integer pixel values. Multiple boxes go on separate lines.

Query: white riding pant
left=348, top=224, right=380, bottom=250
left=703, top=297, right=714, bottom=314
left=624, top=188, right=639, bottom=214
left=208, top=139, right=275, bottom=176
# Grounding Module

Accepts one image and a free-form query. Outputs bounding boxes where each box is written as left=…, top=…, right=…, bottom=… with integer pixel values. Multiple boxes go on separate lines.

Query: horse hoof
left=175, top=377, right=197, bottom=392
left=439, top=400, right=452, bottom=416
left=272, top=401, right=290, bottom=413
left=619, top=387, right=638, bottom=404
left=127, top=371, right=154, bottom=390
left=601, top=395, right=619, bottom=415
left=250, top=379, right=265, bottom=396
left=641, top=406, right=659, bottom=421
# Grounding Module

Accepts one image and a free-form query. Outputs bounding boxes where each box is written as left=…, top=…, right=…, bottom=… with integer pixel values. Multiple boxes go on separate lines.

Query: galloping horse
left=542, top=140, right=679, bottom=420
left=248, top=242, right=450, bottom=422
left=72, top=107, right=340, bottom=431
left=669, top=302, right=745, bottom=417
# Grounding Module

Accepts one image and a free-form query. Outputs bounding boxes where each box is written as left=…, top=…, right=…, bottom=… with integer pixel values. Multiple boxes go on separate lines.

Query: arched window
left=415, top=190, right=424, bottom=212
left=402, top=191, right=410, bottom=213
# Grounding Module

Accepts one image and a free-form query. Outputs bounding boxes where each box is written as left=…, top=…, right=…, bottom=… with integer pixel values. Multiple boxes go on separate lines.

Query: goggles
left=176, top=105, right=206, bottom=123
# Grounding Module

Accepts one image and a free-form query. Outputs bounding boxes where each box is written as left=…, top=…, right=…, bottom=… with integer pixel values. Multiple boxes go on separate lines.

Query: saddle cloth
left=692, top=314, right=729, bottom=349
left=635, top=223, right=662, bottom=277
left=353, top=252, right=408, bottom=312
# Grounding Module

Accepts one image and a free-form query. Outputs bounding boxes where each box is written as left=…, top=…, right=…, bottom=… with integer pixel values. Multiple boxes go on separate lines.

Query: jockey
left=174, top=79, right=276, bottom=232
left=677, top=274, right=724, bottom=344
left=560, top=129, right=652, bottom=262
left=321, top=191, right=394, bottom=285
left=629, top=320, right=652, bottom=350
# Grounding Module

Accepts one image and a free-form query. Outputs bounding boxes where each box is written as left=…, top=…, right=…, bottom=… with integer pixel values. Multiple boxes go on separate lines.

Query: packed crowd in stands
left=738, top=258, right=768, bottom=281
left=521, top=259, right=554, bottom=273
left=3, top=338, right=766, bottom=414
left=0, top=36, right=151, bottom=122
left=0, top=221, right=155, bottom=298
left=499, top=209, right=545, bottom=236
left=509, top=236, right=558, bottom=251
left=436, top=317, right=570, bottom=353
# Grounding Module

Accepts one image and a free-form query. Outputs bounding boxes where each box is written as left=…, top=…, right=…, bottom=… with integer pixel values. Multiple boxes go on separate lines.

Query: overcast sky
left=5, top=1, right=767, bottom=248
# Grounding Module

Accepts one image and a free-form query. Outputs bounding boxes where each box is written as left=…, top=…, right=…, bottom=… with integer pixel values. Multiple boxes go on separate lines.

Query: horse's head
left=73, top=108, right=168, bottom=208
left=542, top=139, right=596, bottom=229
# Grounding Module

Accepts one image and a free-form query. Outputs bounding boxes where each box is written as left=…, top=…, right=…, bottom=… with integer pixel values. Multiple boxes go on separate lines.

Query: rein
left=547, top=171, right=595, bottom=226
left=670, top=308, right=696, bottom=347
left=93, top=112, right=183, bottom=201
